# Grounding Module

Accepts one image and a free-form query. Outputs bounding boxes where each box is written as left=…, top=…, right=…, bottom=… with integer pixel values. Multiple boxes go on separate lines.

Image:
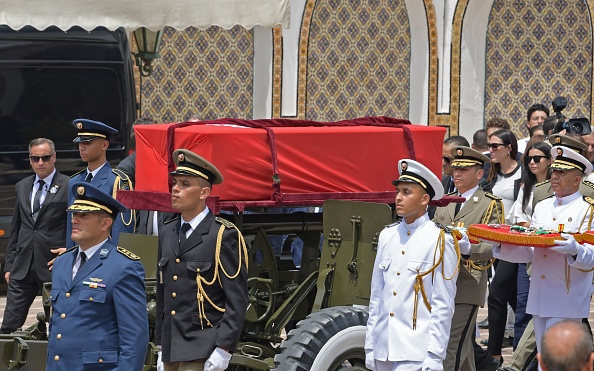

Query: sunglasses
left=488, top=143, right=507, bottom=150
left=443, top=156, right=453, bottom=165
left=29, top=154, right=54, bottom=163
left=525, top=155, right=548, bottom=164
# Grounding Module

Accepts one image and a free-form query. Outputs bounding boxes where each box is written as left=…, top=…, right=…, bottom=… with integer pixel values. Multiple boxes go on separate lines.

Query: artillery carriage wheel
left=272, top=306, right=368, bottom=371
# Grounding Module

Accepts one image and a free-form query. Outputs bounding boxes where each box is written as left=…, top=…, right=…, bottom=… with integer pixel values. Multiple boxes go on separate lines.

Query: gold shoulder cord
left=576, top=204, right=594, bottom=275
left=111, top=174, right=135, bottom=227
left=467, top=199, right=504, bottom=272
left=412, top=229, right=461, bottom=329
left=195, top=224, right=249, bottom=329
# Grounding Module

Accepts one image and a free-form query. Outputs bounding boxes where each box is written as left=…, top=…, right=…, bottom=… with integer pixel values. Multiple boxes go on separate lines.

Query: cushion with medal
left=468, top=224, right=584, bottom=248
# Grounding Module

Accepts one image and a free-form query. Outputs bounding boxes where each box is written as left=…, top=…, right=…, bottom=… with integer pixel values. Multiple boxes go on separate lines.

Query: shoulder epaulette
left=433, top=222, right=453, bottom=233
left=64, top=246, right=78, bottom=254
left=543, top=194, right=554, bottom=200
left=71, top=169, right=85, bottom=178
left=117, top=246, right=140, bottom=260
left=446, top=191, right=457, bottom=196
left=583, top=196, right=594, bottom=205
left=582, top=180, right=594, bottom=189
left=112, top=168, right=133, bottom=191
left=485, top=192, right=502, bottom=200
left=535, top=179, right=551, bottom=187
left=215, top=216, right=236, bottom=229
left=164, top=216, right=180, bottom=225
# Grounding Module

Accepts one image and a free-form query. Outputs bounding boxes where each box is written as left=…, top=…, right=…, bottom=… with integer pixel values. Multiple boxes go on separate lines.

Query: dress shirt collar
left=180, top=206, right=210, bottom=236
left=79, top=238, right=108, bottom=260
left=459, top=185, right=479, bottom=201
left=35, top=168, right=56, bottom=186
left=86, top=161, right=108, bottom=178
left=401, top=213, right=430, bottom=232
left=555, top=190, right=581, bottom=205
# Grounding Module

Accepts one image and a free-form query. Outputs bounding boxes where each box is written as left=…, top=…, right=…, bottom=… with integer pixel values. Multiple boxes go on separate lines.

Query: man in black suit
left=2, top=138, right=69, bottom=333
left=156, top=149, right=248, bottom=371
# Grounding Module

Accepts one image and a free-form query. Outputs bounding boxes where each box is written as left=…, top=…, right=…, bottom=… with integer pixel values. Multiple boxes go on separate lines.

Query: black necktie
left=454, top=194, right=462, bottom=216
left=32, top=179, right=45, bottom=222
left=79, top=252, right=87, bottom=269
left=180, top=223, right=191, bottom=246
left=85, top=172, right=93, bottom=182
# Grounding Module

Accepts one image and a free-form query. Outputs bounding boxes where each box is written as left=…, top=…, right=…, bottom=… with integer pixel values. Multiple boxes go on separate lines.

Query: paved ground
left=1, top=294, right=593, bottom=368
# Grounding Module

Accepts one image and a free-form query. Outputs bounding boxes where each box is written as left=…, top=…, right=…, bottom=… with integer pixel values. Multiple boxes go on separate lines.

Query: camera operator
left=550, top=96, right=592, bottom=137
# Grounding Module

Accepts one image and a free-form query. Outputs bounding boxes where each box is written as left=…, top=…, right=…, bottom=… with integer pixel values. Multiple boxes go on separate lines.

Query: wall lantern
left=133, top=27, right=164, bottom=76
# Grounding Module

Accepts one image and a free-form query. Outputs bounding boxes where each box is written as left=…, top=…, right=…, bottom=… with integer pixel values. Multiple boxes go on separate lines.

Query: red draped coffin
left=133, top=117, right=445, bottom=208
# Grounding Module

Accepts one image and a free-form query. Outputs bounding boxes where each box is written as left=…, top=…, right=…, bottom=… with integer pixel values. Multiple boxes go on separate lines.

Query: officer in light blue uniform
left=48, top=181, right=148, bottom=371
left=66, top=118, right=134, bottom=248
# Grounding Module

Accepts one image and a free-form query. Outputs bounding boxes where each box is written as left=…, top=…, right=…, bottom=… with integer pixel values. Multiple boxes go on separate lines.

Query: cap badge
left=400, top=161, right=408, bottom=171
left=456, top=148, right=463, bottom=156
left=555, top=136, right=561, bottom=144
left=557, top=148, right=563, bottom=156
left=178, top=153, right=185, bottom=162
left=76, top=122, right=83, bottom=129
left=77, top=186, right=85, bottom=196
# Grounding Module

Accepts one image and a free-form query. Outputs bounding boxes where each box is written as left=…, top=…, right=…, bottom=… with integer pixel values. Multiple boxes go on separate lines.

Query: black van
left=0, top=26, right=137, bottom=276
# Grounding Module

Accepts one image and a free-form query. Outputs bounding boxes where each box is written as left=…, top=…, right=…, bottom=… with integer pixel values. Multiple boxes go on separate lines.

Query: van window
left=0, top=67, right=124, bottom=152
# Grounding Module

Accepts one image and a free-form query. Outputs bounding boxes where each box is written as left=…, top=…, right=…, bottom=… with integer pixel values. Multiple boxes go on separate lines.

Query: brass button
left=407, top=231, right=411, bottom=236
left=401, top=251, right=405, bottom=255
left=57, top=334, right=62, bottom=340
left=553, top=217, right=557, bottom=221
left=54, top=355, right=60, bottom=361
left=397, top=271, right=401, bottom=276
left=99, top=359, right=103, bottom=363
left=60, top=313, right=66, bottom=319
left=65, top=293, right=70, bottom=298
left=389, top=312, right=394, bottom=317
left=541, top=275, right=545, bottom=279
left=393, top=291, right=397, bottom=296
left=175, top=258, right=180, bottom=263
left=172, top=292, right=177, bottom=298
left=558, top=201, right=562, bottom=205
left=171, top=310, right=176, bottom=316
left=89, top=297, right=93, bottom=302
left=173, top=275, right=178, bottom=281
left=197, top=268, right=201, bottom=273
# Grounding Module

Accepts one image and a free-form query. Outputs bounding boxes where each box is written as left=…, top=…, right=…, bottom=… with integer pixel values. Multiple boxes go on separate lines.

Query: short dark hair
left=543, top=116, right=558, bottom=136
left=486, top=118, right=511, bottom=131
left=529, top=124, right=544, bottom=138
left=526, top=103, right=550, bottom=122
left=444, top=135, right=470, bottom=147
left=472, top=129, right=488, bottom=151
left=29, top=138, right=56, bottom=153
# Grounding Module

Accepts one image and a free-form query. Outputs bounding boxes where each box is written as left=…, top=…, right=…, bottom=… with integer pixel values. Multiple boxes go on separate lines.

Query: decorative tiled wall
left=300, top=0, right=411, bottom=121
left=485, top=0, right=592, bottom=138
left=140, top=26, right=254, bottom=123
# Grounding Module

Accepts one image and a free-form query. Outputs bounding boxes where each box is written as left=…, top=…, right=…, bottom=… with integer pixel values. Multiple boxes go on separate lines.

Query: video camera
left=551, top=96, right=592, bottom=135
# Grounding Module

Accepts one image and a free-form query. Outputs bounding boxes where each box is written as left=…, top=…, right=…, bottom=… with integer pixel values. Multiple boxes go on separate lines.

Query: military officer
left=493, top=143, right=594, bottom=352
left=47, top=182, right=148, bottom=371
left=66, top=118, right=134, bottom=248
left=156, top=149, right=248, bottom=371
left=365, top=159, right=466, bottom=371
left=433, top=146, right=505, bottom=371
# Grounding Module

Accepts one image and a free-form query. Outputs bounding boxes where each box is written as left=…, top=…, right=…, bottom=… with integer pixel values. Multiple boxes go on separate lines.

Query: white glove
left=421, top=356, right=443, bottom=371
left=157, top=351, right=164, bottom=371
left=204, top=347, right=232, bottom=371
left=456, top=230, right=471, bottom=255
left=365, top=351, right=376, bottom=370
left=551, top=233, right=579, bottom=256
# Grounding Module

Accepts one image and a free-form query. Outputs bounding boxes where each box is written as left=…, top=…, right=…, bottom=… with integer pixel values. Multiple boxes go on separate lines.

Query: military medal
left=83, top=281, right=106, bottom=288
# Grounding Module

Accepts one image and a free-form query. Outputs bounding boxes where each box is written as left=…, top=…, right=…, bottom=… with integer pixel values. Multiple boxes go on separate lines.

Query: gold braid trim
left=481, top=199, right=505, bottom=225
left=111, top=174, right=135, bottom=227
left=412, top=229, right=461, bottom=329
left=577, top=205, right=594, bottom=273
left=468, top=259, right=495, bottom=271
left=195, top=223, right=248, bottom=329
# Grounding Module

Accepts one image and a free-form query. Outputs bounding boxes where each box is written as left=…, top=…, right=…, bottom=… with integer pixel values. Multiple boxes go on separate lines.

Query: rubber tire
left=273, top=306, right=369, bottom=371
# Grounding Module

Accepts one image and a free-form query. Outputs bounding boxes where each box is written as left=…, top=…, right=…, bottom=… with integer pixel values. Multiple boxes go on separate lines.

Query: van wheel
left=273, top=306, right=368, bottom=371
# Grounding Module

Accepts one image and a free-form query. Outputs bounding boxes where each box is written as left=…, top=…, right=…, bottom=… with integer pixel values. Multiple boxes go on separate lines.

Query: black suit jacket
left=5, top=171, right=69, bottom=282
left=156, top=211, right=248, bottom=361
left=116, top=152, right=136, bottom=185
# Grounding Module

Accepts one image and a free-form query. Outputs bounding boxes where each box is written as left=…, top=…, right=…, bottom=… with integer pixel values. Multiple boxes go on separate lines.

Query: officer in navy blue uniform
left=156, top=149, right=248, bottom=371
left=47, top=181, right=148, bottom=371
left=66, top=119, right=134, bottom=248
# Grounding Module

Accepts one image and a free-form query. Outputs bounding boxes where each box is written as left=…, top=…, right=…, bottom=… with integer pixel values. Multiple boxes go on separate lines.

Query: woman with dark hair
left=507, top=137, right=552, bottom=349
left=485, top=128, right=522, bottom=363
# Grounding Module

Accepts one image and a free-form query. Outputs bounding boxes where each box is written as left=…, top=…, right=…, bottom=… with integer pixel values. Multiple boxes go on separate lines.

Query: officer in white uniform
left=366, top=159, right=469, bottom=371
left=492, top=144, right=594, bottom=352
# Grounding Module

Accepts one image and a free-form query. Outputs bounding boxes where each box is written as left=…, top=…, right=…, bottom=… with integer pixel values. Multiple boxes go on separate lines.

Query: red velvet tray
left=134, top=118, right=445, bottom=202
left=468, top=224, right=583, bottom=248
left=581, top=231, right=594, bottom=245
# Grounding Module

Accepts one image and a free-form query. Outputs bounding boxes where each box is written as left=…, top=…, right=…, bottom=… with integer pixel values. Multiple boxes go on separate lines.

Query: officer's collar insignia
left=400, top=161, right=408, bottom=171
left=473, top=196, right=479, bottom=203
left=76, top=122, right=83, bottom=129
left=77, top=186, right=85, bottom=196
left=90, top=277, right=103, bottom=282
left=100, top=248, right=109, bottom=256
left=457, top=148, right=464, bottom=156
left=178, top=153, right=185, bottom=162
